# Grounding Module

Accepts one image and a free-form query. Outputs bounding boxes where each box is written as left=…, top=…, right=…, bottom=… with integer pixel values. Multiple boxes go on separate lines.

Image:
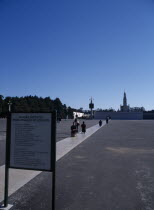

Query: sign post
left=3, top=112, right=11, bottom=207
left=51, top=111, right=56, bottom=210
left=2, top=112, right=56, bottom=209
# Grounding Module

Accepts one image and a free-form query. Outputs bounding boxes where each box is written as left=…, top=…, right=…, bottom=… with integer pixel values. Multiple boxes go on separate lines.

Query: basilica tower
left=123, top=92, right=127, bottom=107
left=120, top=91, right=130, bottom=112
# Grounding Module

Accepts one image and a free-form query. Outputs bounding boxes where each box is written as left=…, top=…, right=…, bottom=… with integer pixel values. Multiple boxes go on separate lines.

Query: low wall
left=143, top=113, right=154, bottom=119
left=94, top=112, right=143, bottom=120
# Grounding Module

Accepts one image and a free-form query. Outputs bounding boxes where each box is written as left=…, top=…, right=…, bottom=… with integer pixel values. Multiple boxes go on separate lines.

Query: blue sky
left=0, top=0, right=154, bottom=110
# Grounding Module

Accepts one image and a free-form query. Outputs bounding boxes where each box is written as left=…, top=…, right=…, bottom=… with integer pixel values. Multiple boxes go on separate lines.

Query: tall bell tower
left=123, top=91, right=127, bottom=107
left=120, top=91, right=130, bottom=112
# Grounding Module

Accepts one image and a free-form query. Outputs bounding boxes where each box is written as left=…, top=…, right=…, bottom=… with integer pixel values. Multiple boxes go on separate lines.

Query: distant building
left=73, top=112, right=84, bottom=119
left=120, top=91, right=130, bottom=112
left=94, top=91, right=143, bottom=120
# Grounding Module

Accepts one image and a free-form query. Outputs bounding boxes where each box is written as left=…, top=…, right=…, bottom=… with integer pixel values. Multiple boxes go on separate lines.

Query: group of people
left=71, top=116, right=111, bottom=137
left=71, top=118, right=86, bottom=137
left=99, top=116, right=110, bottom=125
left=99, top=116, right=111, bottom=127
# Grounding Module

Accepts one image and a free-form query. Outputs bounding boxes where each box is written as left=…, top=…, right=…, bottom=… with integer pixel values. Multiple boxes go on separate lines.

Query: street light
left=89, top=98, right=94, bottom=119
left=66, top=107, right=68, bottom=120
left=8, top=101, right=12, bottom=112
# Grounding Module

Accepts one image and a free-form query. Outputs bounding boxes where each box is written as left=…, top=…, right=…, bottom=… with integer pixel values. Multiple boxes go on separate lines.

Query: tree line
left=0, top=95, right=76, bottom=118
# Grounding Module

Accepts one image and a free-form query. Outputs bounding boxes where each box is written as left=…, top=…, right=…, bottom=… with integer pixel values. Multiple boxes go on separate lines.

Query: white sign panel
left=10, top=113, right=52, bottom=171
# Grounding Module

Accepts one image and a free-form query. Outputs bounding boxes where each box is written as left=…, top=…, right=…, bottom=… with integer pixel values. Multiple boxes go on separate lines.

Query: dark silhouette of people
left=81, top=121, right=86, bottom=133
left=71, top=122, right=77, bottom=137
left=76, top=120, right=80, bottom=132
left=74, top=118, right=77, bottom=124
left=106, top=116, right=109, bottom=124
left=74, top=118, right=80, bottom=132
left=99, top=120, right=102, bottom=126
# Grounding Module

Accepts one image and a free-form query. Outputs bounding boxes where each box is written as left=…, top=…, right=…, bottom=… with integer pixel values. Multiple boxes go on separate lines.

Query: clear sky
left=1, top=0, right=154, bottom=110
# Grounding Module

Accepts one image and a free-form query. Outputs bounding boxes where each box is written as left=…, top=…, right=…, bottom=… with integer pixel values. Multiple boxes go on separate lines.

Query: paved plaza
left=0, top=119, right=99, bottom=166
left=0, top=120, right=154, bottom=209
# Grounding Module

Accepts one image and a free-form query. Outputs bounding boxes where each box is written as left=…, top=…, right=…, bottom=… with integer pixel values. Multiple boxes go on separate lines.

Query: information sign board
left=9, top=113, right=53, bottom=171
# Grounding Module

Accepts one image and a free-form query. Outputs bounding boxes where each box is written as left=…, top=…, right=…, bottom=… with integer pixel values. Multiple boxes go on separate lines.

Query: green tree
left=0, top=95, right=4, bottom=114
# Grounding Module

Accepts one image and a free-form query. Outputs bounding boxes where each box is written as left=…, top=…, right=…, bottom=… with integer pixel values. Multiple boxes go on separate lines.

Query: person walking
left=99, top=120, right=102, bottom=126
left=74, top=118, right=77, bottom=124
left=71, top=122, right=77, bottom=137
left=76, top=120, right=80, bottom=132
left=106, top=116, right=109, bottom=124
left=81, top=121, right=86, bottom=133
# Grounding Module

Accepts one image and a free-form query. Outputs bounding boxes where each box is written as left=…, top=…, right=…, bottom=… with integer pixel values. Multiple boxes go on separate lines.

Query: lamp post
left=66, top=107, right=68, bottom=120
left=89, top=98, right=94, bottom=119
left=8, top=101, right=12, bottom=112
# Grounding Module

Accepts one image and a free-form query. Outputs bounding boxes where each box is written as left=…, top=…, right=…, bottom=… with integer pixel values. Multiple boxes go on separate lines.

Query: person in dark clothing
left=74, top=118, right=77, bottom=124
left=106, top=116, right=109, bottom=124
left=81, top=121, right=86, bottom=133
left=71, top=122, right=77, bottom=137
left=76, top=120, right=80, bottom=132
left=99, top=120, right=102, bottom=126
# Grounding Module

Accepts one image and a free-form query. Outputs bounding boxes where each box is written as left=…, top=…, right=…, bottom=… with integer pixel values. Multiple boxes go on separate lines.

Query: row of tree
left=0, top=95, right=75, bottom=118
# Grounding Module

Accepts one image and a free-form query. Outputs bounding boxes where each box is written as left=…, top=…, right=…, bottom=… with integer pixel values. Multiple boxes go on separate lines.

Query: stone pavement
left=0, top=119, right=99, bottom=166
left=55, top=120, right=154, bottom=210
left=0, top=121, right=103, bottom=209
left=1, top=120, right=154, bottom=210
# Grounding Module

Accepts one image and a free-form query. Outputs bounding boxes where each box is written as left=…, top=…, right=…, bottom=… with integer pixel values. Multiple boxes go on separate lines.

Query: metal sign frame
left=2, top=111, right=57, bottom=209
